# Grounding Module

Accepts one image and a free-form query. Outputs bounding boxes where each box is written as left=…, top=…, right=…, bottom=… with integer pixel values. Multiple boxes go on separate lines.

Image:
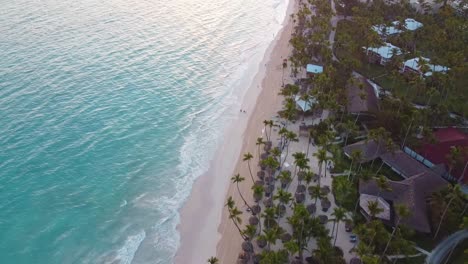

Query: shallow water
left=0, top=0, right=288, bottom=263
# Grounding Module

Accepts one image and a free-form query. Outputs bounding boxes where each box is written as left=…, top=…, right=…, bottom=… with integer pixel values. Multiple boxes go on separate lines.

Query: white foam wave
left=111, top=230, right=146, bottom=264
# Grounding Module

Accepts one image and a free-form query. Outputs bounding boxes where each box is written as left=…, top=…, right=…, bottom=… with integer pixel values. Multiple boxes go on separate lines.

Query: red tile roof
left=419, top=128, right=468, bottom=184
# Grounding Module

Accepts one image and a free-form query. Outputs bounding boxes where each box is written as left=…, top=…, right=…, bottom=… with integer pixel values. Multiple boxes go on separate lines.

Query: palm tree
left=243, top=224, right=258, bottom=240
left=348, top=149, right=363, bottom=181
left=260, top=227, right=280, bottom=251
left=273, top=189, right=292, bottom=218
left=262, top=207, right=277, bottom=230
left=261, top=156, right=280, bottom=178
left=380, top=204, right=410, bottom=261
left=367, top=200, right=384, bottom=219
left=375, top=175, right=391, bottom=198
left=207, top=256, right=219, bottom=264
left=368, top=127, right=390, bottom=169
left=263, top=120, right=275, bottom=142
left=306, top=128, right=315, bottom=157
left=231, top=174, right=254, bottom=214
left=309, top=185, right=324, bottom=204
left=243, top=152, right=255, bottom=184
left=331, top=207, right=347, bottom=246
left=433, top=184, right=464, bottom=239
left=446, top=146, right=462, bottom=181
left=225, top=196, right=247, bottom=240
left=313, top=147, right=328, bottom=188
left=344, top=119, right=358, bottom=146
left=282, top=131, right=299, bottom=167
left=252, top=185, right=264, bottom=203
left=256, top=137, right=265, bottom=156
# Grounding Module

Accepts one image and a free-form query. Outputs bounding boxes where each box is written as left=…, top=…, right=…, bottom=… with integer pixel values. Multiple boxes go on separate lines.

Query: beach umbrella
left=254, top=180, right=264, bottom=187
left=252, top=254, right=261, bottom=264
left=281, top=232, right=292, bottom=243
left=265, top=184, right=275, bottom=194
left=249, top=216, right=259, bottom=226
left=305, top=256, right=320, bottom=264
left=253, top=192, right=262, bottom=203
left=263, top=197, right=273, bottom=208
left=320, top=185, right=330, bottom=195
left=265, top=176, right=275, bottom=185
left=295, top=193, right=306, bottom=203
left=296, top=184, right=306, bottom=194
left=307, top=203, right=316, bottom=214
left=318, top=215, right=328, bottom=224
left=277, top=204, right=286, bottom=217
left=257, top=170, right=265, bottom=180
left=242, top=241, right=254, bottom=253
left=238, top=251, right=250, bottom=263
left=297, top=171, right=306, bottom=182
left=350, top=257, right=362, bottom=264
left=256, top=237, right=267, bottom=248
left=321, top=198, right=331, bottom=212
left=251, top=204, right=261, bottom=215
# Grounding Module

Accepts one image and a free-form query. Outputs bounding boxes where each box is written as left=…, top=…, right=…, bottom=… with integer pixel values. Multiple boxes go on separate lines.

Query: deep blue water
left=0, top=0, right=287, bottom=263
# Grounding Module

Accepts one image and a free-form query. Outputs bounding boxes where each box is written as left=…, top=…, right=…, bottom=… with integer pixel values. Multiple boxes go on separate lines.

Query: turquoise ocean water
left=0, top=0, right=288, bottom=263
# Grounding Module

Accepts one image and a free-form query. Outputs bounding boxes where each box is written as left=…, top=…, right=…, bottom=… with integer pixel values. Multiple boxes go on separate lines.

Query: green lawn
left=393, top=255, right=427, bottom=264
left=444, top=239, right=468, bottom=264
left=410, top=232, right=438, bottom=251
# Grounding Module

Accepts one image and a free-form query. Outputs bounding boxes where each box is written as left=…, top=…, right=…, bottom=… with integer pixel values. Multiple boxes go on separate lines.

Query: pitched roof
left=403, top=57, right=450, bottom=77
left=372, top=18, right=423, bottom=36
left=365, top=42, right=402, bottom=59
left=381, top=150, right=437, bottom=178
left=343, top=140, right=388, bottom=163
left=360, top=172, right=447, bottom=233
left=360, top=194, right=391, bottom=220
left=346, top=77, right=379, bottom=114
left=419, top=128, right=468, bottom=184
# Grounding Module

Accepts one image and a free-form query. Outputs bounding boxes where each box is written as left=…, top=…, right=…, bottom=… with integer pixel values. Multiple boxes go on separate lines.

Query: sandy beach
left=174, top=0, right=297, bottom=263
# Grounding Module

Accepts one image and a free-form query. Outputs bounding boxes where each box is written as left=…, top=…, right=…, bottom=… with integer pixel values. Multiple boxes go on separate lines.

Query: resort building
left=372, top=18, right=423, bottom=37
left=404, top=127, right=468, bottom=184
left=295, top=95, right=316, bottom=113
left=359, top=170, right=447, bottom=233
left=364, top=42, right=402, bottom=65
left=401, top=57, right=450, bottom=77
left=343, top=140, right=387, bottom=163
left=344, top=139, right=451, bottom=232
left=346, top=77, right=379, bottom=118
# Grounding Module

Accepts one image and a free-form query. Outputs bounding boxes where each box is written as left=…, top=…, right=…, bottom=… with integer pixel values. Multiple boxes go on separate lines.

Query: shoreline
left=215, top=0, right=296, bottom=260
left=174, top=0, right=296, bottom=263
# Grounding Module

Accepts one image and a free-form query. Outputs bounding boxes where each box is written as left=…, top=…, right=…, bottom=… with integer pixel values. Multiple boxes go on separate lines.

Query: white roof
left=360, top=194, right=391, bottom=220
left=365, top=42, right=402, bottom=59
left=372, top=25, right=402, bottom=36
left=295, top=95, right=316, bottom=112
left=401, top=18, right=423, bottom=31
left=403, top=57, right=450, bottom=77
left=372, top=18, right=423, bottom=36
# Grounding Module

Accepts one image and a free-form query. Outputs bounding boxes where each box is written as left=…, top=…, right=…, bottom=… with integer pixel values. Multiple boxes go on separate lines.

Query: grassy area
left=393, top=255, right=426, bottom=264
left=410, top=232, right=438, bottom=251
left=444, top=239, right=468, bottom=264
left=362, top=159, right=405, bottom=182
